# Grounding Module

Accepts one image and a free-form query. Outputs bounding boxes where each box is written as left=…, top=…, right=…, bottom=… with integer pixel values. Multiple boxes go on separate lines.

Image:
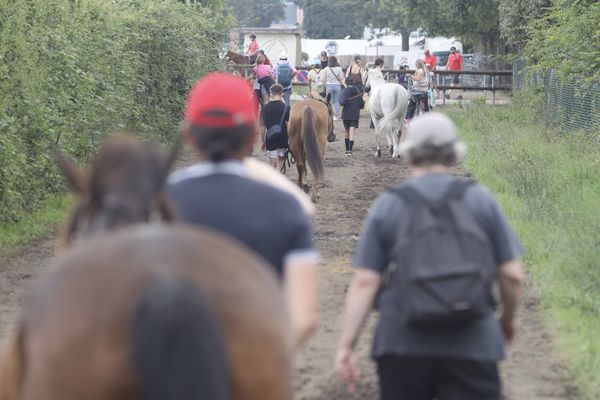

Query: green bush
left=0, top=0, right=227, bottom=223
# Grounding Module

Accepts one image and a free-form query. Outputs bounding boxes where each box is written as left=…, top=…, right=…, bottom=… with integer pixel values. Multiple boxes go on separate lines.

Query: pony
left=364, top=68, right=410, bottom=157
left=225, top=49, right=251, bottom=65
left=287, top=95, right=333, bottom=202
left=0, top=135, right=293, bottom=400
left=55, top=135, right=179, bottom=248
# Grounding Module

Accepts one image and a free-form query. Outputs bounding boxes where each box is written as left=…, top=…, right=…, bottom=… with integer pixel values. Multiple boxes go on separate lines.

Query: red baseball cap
left=185, top=73, right=257, bottom=128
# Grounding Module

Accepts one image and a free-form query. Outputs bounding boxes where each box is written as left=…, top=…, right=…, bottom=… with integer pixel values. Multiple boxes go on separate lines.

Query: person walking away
left=339, top=76, right=364, bottom=156
left=260, top=84, right=290, bottom=171
left=405, top=59, right=430, bottom=123
left=307, top=60, right=326, bottom=98
left=335, top=112, right=524, bottom=400
left=445, top=46, right=463, bottom=99
left=252, top=55, right=275, bottom=105
left=346, top=54, right=365, bottom=94
left=257, top=48, right=271, bottom=65
left=319, top=51, right=329, bottom=68
left=273, top=52, right=297, bottom=105
left=324, top=56, right=345, bottom=120
left=168, top=73, right=319, bottom=349
left=245, top=33, right=259, bottom=64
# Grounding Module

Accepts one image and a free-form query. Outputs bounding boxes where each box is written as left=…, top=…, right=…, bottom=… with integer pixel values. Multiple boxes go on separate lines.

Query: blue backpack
left=277, top=63, right=292, bottom=87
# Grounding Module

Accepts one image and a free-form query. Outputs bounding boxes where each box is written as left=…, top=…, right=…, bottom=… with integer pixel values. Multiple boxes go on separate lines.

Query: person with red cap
left=167, top=73, right=319, bottom=349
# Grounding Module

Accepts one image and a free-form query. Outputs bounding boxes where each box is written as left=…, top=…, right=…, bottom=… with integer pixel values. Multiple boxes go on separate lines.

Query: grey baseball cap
left=400, top=112, right=466, bottom=157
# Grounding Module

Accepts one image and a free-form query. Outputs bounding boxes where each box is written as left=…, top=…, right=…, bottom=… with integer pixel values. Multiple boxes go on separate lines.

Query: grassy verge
left=0, top=194, right=72, bottom=255
left=448, top=96, right=600, bottom=399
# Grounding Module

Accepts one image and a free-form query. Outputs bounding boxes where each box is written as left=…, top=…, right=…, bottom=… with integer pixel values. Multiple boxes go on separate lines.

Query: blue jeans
left=283, top=87, right=292, bottom=106
left=326, top=83, right=342, bottom=117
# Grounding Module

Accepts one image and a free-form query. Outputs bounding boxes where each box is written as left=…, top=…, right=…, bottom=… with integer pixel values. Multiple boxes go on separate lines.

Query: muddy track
left=0, top=111, right=576, bottom=399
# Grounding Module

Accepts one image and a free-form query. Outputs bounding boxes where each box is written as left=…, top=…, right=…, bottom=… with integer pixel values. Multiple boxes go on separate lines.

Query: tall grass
left=449, top=96, right=600, bottom=399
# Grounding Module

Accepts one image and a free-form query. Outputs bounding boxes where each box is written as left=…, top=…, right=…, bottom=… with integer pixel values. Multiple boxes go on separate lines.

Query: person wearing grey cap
left=335, top=113, right=524, bottom=399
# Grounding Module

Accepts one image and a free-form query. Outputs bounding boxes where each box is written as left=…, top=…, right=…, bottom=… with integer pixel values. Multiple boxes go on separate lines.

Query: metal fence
left=513, top=61, right=600, bottom=134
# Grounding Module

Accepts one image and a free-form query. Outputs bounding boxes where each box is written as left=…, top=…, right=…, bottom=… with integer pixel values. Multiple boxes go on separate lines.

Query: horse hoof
left=375, top=149, right=381, bottom=157
left=389, top=147, right=394, bottom=156
left=302, top=184, right=310, bottom=194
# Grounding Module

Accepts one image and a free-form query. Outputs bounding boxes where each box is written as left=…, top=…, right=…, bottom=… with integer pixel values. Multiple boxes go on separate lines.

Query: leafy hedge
left=0, top=0, right=226, bottom=223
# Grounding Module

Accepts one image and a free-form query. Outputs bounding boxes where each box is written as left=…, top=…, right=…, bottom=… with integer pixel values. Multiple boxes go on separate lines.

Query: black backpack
left=386, top=179, right=496, bottom=328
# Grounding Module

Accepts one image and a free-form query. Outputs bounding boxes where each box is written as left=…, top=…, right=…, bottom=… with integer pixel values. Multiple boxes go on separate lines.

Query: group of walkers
left=169, top=72, right=524, bottom=399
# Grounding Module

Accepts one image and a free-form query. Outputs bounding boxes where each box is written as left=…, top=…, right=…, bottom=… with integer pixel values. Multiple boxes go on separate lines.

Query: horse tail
left=301, top=105, right=324, bottom=181
left=379, top=86, right=408, bottom=132
left=131, top=278, right=229, bottom=400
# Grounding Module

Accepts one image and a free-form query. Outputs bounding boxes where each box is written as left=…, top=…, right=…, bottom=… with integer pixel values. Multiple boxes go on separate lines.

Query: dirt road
left=0, top=110, right=577, bottom=399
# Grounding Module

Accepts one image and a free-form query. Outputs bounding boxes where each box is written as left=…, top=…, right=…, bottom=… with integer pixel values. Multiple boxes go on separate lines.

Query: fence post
left=492, top=75, right=496, bottom=105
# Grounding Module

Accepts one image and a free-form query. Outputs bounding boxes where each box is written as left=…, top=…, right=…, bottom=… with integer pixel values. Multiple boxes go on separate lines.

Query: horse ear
left=54, top=150, right=86, bottom=194
left=326, top=93, right=332, bottom=103
left=159, top=139, right=182, bottom=186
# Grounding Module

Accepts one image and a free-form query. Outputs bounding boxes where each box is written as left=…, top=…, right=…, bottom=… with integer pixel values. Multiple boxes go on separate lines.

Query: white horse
left=364, top=68, right=409, bottom=157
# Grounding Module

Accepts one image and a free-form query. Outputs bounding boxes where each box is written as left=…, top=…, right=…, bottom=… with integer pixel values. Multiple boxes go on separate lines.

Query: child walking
left=339, top=76, right=364, bottom=156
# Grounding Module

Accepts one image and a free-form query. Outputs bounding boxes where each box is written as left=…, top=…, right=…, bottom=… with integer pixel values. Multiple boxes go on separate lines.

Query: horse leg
left=302, top=164, right=309, bottom=194
left=385, top=127, right=394, bottom=155
left=392, top=121, right=405, bottom=158
left=372, top=117, right=381, bottom=157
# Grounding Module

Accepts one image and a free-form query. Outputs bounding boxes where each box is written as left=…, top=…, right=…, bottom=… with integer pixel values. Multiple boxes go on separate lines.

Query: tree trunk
left=401, top=27, right=409, bottom=51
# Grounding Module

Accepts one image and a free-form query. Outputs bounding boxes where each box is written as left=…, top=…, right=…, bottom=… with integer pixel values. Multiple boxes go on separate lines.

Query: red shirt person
left=445, top=46, right=464, bottom=98
left=246, top=33, right=260, bottom=63
left=424, top=49, right=436, bottom=70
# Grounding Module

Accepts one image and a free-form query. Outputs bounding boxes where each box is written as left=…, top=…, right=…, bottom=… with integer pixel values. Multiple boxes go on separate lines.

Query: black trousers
left=376, top=355, right=500, bottom=400
left=406, top=93, right=430, bottom=119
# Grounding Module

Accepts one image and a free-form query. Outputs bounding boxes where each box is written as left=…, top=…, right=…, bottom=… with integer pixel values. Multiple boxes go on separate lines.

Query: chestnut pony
left=287, top=95, right=333, bottom=202
left=225, top=50, right=251, bottom=65
left=0, top=136, right=292, bottom=400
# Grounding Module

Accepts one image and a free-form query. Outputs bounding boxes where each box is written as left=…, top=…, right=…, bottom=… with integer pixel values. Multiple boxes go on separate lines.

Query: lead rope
left=280, top=149, right=295, bottom=174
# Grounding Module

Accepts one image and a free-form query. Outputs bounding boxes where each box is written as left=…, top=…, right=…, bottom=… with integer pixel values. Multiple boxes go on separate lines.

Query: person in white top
left=324, top=56, right=345, bottom=119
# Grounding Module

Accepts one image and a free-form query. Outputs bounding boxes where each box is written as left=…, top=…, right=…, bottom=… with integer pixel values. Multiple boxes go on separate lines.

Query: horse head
left=364, top=68, right=385, bottom=92
left=55, top=135, right=180, bottom=245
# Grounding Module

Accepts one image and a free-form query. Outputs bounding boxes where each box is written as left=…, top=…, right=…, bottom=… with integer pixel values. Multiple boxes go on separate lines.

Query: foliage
left=0, top=0, right=226, bottom=223
left=523, top=0, right=600, bottom=82
left=450, top=96, right=600, bottom=399
left=363, top=0, right=502, bottom=52
left=303, top=0, right=368, bottom=39
left=498, top=0, right=551, bottom=48
left=225, top=0, right=285, bottom=27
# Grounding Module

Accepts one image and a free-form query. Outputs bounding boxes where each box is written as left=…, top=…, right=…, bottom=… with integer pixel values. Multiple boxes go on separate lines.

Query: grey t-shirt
left=354, top=173, right=523, bottom=361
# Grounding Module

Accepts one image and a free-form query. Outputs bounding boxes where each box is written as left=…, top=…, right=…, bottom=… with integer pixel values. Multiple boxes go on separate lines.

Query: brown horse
left=287, top=95, right=334, bottom=202
left=55, top=135, right=178, bottom=248
left=0, top=136, right=292, bottom=400
left=225, top=49, right=251, bottom=65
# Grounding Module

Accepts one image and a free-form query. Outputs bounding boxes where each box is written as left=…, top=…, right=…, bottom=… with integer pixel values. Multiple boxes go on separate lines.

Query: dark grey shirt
left=167, top=161, right=318, bottom=278
left=354, top=173, right=523, bottom=361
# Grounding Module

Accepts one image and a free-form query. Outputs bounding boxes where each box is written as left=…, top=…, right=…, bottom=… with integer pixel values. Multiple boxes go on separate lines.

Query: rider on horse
left=245, top=33, right=259, bottom=64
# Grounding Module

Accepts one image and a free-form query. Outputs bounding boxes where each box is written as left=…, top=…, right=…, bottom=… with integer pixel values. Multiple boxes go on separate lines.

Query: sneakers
left=345, top=150, right=352, bottom=156
left=333, top=116, right=338, bottom=121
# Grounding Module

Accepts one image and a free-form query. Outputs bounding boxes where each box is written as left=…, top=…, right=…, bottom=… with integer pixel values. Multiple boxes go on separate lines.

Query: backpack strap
left=387, top=178, right=475, bottom=211
left=386, top=184, right=422, bottom=206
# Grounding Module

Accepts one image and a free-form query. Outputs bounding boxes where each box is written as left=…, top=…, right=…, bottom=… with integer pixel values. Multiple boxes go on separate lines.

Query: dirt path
left=0, top=110, right=577, bottom=399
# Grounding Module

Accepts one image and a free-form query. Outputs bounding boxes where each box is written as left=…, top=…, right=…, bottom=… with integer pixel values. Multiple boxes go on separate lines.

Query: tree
left=524, top=0, right=600, bottom=81
left=498, top=0, right=551, bottom=49
left=303, top=0, right=368, bottom=39
left=225, top=0, right=285, bottom=27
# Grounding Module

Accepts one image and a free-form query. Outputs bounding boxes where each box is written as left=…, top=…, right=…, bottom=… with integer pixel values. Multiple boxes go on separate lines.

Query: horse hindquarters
left=301, top=106, right=323, bottom=202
